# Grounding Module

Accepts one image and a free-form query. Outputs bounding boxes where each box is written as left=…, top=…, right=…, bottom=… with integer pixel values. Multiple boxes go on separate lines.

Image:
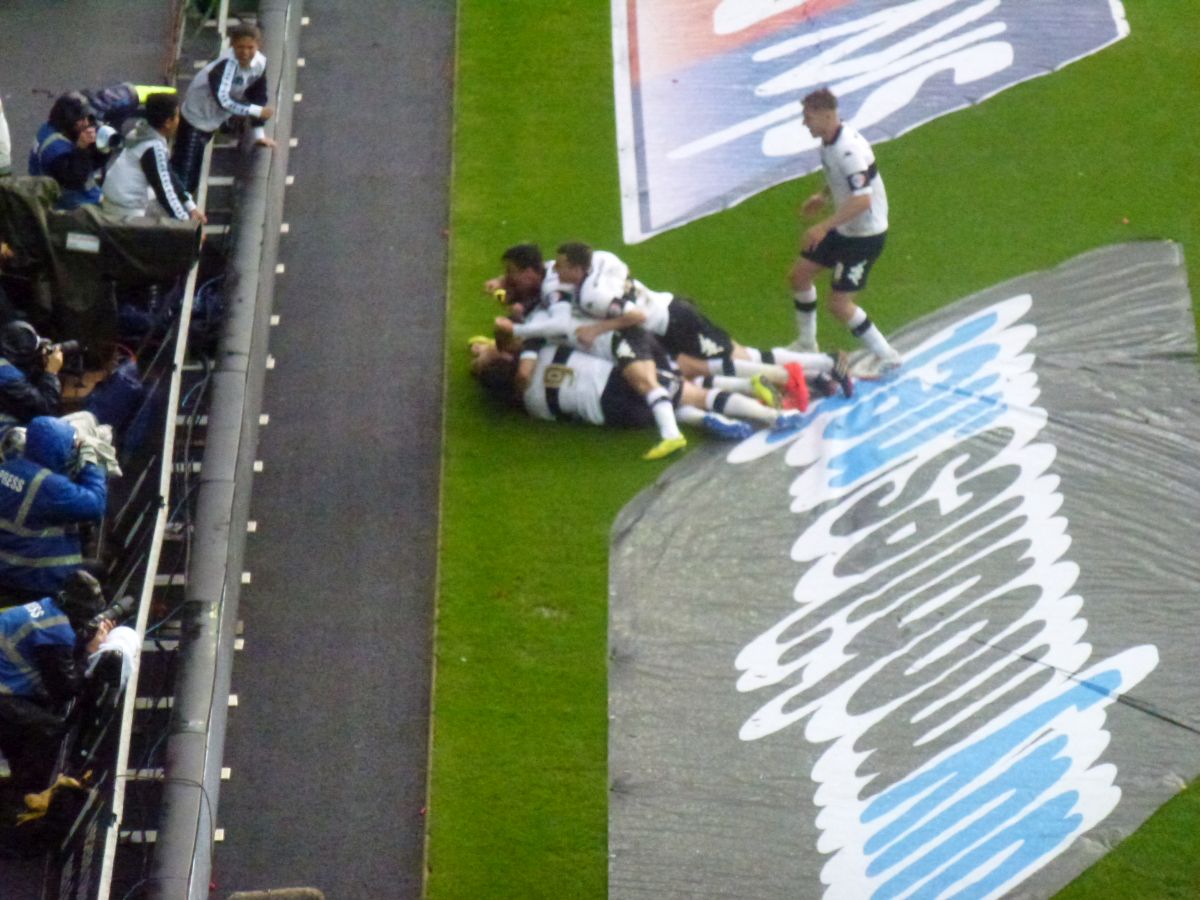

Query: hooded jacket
left=0, top=416, right=106, bottom=596
left=27, top=120, right=105, bottom=210
left=102, top=119, right=196, bottom=219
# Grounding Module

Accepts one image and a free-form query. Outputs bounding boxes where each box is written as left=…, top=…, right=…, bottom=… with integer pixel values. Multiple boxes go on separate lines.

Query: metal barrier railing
left=16, top=2, right=232, bottom=896
left=148, top=1, right=301, bottom=894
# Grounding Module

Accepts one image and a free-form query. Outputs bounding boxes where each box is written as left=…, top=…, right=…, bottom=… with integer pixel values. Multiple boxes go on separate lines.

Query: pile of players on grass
left=469, top=89, right=904, bottom=460
left=469, top=241, right=856, bottom=460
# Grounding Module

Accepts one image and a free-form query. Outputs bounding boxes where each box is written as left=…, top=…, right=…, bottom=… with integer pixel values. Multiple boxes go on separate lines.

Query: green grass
left=428, top=1, right=1200, bottom=896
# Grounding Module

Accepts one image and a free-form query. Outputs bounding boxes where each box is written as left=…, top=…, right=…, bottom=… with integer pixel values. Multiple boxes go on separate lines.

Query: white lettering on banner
left=714, top=0, right=818, bottom=36
left=670, top=0, right=1014, bottom=162
left=725, top=295, right=1158, bottom=897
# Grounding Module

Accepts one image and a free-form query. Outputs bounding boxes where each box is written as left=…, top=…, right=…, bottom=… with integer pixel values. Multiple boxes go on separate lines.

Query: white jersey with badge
left=821, top=122, right=888, bottom=237
left=576, top=249, right=673, bottom=336
left=521, top=345, right=611, bottom=425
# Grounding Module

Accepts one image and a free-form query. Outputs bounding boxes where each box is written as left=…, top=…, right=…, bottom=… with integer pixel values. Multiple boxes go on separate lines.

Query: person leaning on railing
left=171, top=20, right=276, bottom=196
left=0, top=570, right=111, bottom=798
left=102, top=92, right=206, bottom=224
left=0, top=416, right=107, bottom=605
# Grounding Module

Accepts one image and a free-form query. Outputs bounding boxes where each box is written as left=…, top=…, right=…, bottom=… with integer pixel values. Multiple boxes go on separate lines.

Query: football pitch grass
left=428, top=2, right=1200, bottom=897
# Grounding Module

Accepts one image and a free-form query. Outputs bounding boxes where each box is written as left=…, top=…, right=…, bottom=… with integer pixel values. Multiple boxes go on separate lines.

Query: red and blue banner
left=613, top=0, right=1129, bottom=242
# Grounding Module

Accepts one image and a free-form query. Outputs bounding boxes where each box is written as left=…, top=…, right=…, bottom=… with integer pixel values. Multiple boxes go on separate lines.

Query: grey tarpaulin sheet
left=0, top=175, right=200, bottom=358
left=609, top=241, right=1200, bottom=899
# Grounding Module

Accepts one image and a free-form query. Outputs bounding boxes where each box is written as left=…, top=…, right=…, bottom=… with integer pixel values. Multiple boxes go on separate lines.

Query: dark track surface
left=211, top=2, right=451, bottom=897
left=1, top=2, right=176, bottom=149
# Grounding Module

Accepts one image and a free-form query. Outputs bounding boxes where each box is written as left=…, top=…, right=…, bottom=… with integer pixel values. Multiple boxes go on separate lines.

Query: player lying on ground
left=483, top=242, right=834, bottom=405
left=469, top=338, right=803, bottom=457
left=527, top=242, right=856, bottom=406
left=481, top=241, right=856, bottom=409
left=482, top=243, right=570, bottom=323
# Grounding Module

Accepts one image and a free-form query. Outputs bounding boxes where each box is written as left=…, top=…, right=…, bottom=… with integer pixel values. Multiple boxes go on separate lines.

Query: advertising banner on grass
left=608, top=242, right=1200, bottom=898
left=613, top=0, right=1129, bottom=243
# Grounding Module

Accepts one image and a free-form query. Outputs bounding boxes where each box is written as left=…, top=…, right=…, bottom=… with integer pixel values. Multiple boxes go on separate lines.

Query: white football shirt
left=521, top=345, right=611, bottom=425
left=821, top=122, right=888, bottom=237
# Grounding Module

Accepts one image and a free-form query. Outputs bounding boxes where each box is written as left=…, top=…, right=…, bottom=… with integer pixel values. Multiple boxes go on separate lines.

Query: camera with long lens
left=81, top=593, right=138, bottom=642
left=94, top=123, right=121, bottom=152
left=38, top=337, right=82, bottom=366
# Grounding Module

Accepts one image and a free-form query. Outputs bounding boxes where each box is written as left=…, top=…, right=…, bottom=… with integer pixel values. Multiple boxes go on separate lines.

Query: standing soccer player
left=790, top=88, right=900, bottom=373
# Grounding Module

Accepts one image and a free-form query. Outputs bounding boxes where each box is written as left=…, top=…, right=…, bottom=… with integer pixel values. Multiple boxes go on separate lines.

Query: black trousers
left=0, top=694, right=64, bottom=792
left=170, top=115, right=214, bottom=197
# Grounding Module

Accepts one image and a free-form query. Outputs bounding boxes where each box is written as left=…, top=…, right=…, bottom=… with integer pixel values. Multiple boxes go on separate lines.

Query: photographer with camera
left=27, top=93, right=118, bottom=210
left=0, top=571, right=111, bottom=797
left=0, top=320, right=68, bottom=440
left=0, top=416, right=106, bottom=604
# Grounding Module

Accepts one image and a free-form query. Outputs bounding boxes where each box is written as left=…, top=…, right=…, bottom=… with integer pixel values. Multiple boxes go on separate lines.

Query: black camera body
left=81, top=594, right=138, bottom=642
left=38, top=337, right=82, bottom=362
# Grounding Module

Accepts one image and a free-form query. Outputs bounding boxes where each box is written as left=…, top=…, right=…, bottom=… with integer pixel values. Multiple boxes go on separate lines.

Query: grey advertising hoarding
left=609, top=241, right=1200, bottom=898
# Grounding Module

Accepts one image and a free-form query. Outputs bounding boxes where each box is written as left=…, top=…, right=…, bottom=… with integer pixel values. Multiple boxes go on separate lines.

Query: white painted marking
left=258, top=413, right=270, bottom=426
left=297, top=57, right=306, bottom=67
left=289, top=137, right=299, bottom=148
left=266, top=355, right=276, bottom=369
left=270, top=314, right=281, bottom=326
left=286, top=174, right=295, bottom=186
left=207, top=175, right=234, bottom=187
left=294, top=93, right=303, bottom=103
left=253, top=460, right=264, bottom=473
left=275, top=263, right=286, bottom=274
left=241, top=572, right=252, bottom=585
left=280, top=222, right=289, bottom=233
left=301, top=15, right=311, bottom=25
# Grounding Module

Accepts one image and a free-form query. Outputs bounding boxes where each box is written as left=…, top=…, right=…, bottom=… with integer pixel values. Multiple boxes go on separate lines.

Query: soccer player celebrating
left=790, top=88, right=901, bottom=374
left=554, top=241, right=853, bottom=407
left=469, top=339, right=798, bottom=454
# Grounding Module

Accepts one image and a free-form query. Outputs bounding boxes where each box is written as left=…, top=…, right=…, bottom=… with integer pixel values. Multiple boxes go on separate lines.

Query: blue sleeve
left=35, top=464, right=108, bottom=522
